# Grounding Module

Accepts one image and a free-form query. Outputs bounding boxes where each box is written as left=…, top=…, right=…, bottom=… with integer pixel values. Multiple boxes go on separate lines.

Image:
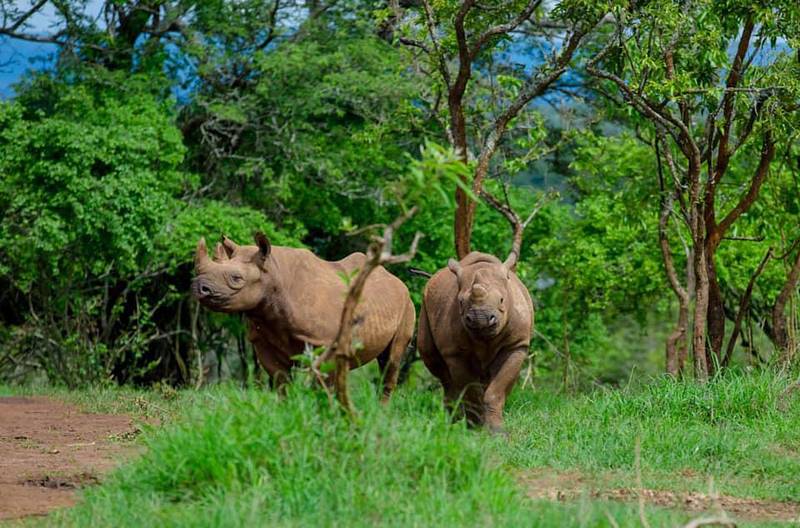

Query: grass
left=505, top=370, right=800, bottom=502
left=47, top=381, right=538, bottom=527
left=3, top=368, right=799, bottom=527
left=0, top=381, right=192, bottom=421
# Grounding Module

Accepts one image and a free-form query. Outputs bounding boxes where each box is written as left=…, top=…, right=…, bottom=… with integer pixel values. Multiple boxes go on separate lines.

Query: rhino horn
left=195, top=238, right=211, bottom=271
left=213, top=242, right=228, bottom=262
left=471, top=283, right=488, bottom=300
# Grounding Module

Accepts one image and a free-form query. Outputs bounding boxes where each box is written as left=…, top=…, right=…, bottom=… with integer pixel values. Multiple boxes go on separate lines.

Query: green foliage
left=1, top=0, right=798, bottom=387
left=157, top=201, right=306, bottom=271
left=0, top=83, right=183, bottom=286
left=187, top=32, right=432, bottom=248
left=0, top=74, right=301, bottom=386
left=519, top=131, right=669, bottom=383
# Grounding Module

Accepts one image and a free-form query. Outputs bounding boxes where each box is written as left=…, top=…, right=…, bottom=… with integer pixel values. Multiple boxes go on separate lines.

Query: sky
left=0, top=2, right=789, bottom=100
left=0, top=0, right=103, bottom=98
left=0, top=39, right=56, bottom=98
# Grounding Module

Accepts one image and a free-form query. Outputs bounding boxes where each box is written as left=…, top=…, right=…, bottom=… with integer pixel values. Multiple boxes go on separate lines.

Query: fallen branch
left=312, top=207, right=422, bottom=416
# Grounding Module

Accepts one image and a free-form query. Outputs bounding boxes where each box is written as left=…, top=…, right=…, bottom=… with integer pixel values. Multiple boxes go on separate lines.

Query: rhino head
left=447, top=252, right=517, bottom=339
left=192, top=233, right=272, bottom=313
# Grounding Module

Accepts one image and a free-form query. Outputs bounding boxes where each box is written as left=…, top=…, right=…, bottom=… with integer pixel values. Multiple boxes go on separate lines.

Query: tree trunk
left=451, top=114, right=473, bottom=257
left=692, top=231, right=710, bottom=381
left=666, top=300, right=689, bottom=377
left=454, top=187, right=474, bottom=259
left=659, top=190, right=689, bottom=377
left=449, top=56, right=473, bottom=259
left=705, top=253, right=725, bottom=374
left=192, top=299, right=204, bottom=389
left=773, top=248, right=800, bottom=365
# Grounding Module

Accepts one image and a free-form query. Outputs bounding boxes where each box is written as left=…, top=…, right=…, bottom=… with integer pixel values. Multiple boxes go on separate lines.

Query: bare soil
left=0, top=396, right=140, bottom=520
left=519, top=469, right=800, bottom=523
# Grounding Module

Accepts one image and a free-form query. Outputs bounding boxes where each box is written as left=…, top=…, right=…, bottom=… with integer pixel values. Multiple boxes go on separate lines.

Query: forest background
left=1, top=0, right=798, bottom=390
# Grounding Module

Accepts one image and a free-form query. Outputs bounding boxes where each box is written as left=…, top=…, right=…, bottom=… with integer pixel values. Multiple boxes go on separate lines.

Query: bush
left=0, top=76, right=303, bottom=386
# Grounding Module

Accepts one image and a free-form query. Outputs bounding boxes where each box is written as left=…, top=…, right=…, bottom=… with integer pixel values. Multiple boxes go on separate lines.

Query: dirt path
left=519, top=469, right=800, bottom=523
left=0, top=396, right=140, bottom=520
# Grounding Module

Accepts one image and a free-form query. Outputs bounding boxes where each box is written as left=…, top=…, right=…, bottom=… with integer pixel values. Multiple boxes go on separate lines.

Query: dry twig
left=479, top=188, right=558, bottom=271
left=312, top=207, right=422, bottom=415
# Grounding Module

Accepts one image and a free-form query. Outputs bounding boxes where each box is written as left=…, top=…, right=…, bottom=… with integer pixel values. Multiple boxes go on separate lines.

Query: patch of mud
left=0, top=396, right=140, bottom=520
left=518, top=469, right=800, bottom=523
left=23, top=472, right=100, bottom=490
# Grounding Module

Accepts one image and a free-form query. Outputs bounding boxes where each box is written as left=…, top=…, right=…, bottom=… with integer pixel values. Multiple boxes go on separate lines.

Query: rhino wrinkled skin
left=192, top=233, right=415, bottom=399
left=418, top=251, right=533, bottom=433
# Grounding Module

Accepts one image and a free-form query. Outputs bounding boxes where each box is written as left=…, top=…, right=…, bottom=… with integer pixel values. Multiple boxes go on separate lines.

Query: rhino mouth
left=467, top=324, right=499, bottom=338
left=192, top=280, right=230, bottom=310
left=463, top=310, right=500, bottom=338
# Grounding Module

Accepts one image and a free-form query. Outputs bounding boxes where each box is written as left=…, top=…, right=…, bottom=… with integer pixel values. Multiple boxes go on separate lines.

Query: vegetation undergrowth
left=506, top=369, right=800, bottom=502
left=10, top=369, right=789, bottom=527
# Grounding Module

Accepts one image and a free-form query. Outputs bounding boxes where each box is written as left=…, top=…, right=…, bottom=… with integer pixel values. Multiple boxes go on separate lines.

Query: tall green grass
left=506, top=370, right=800, bottom=500
left=51, top=382, right=535, bottom=527
left=20, top=368, right=799, bottom=527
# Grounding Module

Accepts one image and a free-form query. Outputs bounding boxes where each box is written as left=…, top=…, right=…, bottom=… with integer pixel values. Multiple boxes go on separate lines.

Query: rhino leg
left=251, top=339, right=292, bottom=394
left=445, top=360, right=485, bottom=426
left=377, top=299, right=415, bottom=402
left=417, top=302, right=451, bottom=390
left=483, top=349, right=526, bottom=434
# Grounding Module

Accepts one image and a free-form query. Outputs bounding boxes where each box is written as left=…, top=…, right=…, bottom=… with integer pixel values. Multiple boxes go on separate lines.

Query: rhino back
left=268, top=247, right=409, bottom=353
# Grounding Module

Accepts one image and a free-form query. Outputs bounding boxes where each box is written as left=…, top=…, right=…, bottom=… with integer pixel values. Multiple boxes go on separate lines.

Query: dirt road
left=0, top=396, right=139, bottom=520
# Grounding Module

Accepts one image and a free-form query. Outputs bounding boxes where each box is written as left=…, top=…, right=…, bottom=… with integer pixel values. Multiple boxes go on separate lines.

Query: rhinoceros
left=192, top=233, right=415, bottom=399
left=417, top=250, right=533, bottom=433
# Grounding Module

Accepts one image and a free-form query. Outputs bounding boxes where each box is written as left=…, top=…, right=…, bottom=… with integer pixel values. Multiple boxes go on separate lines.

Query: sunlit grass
left=505, top=370, right=800, bottom=501
left=5, top=368, right=797, bottom=527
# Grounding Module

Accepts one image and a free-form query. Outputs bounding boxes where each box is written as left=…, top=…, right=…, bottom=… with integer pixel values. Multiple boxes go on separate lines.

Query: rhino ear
left=221, top=235, right=238, bottom=258
left=503, top=250, right=518, bottom=275
left=447, top=258, right=462, bottom=281
left=254, top=232, right=272, bottom=265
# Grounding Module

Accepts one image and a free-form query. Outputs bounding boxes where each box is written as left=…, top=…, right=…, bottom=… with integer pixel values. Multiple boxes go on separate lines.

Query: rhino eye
left=230, top=274, right=244, bottom=283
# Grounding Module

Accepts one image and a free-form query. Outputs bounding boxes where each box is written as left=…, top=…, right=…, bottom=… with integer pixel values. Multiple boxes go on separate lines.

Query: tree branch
left=468, top=0, right=541, bottom=59
left=420, top=0, right=451, bottom=89
left=479, top=188, right=556, bottom=271
left=714, top=131, right=775, bottom=241
left=312, top=207, right=421, bottom=415
left=472, top=26, right=590, bottom=196
left=722, top=246, right=772, bottom=367
left=0, top=0, right=47, bottom=34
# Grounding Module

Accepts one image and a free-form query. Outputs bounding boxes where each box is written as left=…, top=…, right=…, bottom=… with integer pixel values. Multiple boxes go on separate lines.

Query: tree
left=587, top=0, right=800, bottom=378
left=0, top=72, right=304, bottom=385
left=396, top=0, right=611, bottom=258
left=0, top=3, right=449, bottom=386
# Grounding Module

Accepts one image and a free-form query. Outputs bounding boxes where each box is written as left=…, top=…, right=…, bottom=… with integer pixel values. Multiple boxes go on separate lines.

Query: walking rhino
left=417, top=250, right=533, bottom=433
left=192, top=233, right=415, bottom=398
